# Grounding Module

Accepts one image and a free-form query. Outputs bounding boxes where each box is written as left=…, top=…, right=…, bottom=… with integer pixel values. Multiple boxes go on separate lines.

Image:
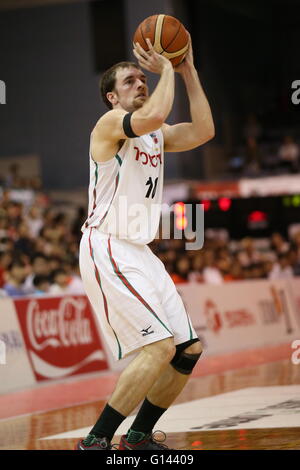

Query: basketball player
left=77, top=36, right=214, bottom=450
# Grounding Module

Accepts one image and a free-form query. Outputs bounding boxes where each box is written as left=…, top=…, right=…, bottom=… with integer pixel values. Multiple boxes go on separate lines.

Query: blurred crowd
left=0, top=163, right=42, bottom=191
left=229, top=114, right=300, bottom=176
left=0, top=189, right=86, bottom=298
left=1, top=181, right=300, bottom=298
left=150, top=231, right=300, bottom=285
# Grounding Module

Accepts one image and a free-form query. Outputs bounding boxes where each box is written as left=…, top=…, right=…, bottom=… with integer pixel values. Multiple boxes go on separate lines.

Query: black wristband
left=123, top=112, right=139, bottom=138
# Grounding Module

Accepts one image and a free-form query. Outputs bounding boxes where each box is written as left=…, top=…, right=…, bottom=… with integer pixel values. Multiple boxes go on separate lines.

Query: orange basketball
left=133, top=14, right=189, bottom=67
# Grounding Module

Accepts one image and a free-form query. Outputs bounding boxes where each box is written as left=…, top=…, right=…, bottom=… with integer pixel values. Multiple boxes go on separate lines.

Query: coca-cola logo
left=26, top=297, right=93, bottom=350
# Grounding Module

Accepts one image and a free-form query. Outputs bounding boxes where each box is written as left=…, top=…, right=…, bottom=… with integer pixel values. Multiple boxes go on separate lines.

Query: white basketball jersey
left=82, top=128, right=164, bottom=245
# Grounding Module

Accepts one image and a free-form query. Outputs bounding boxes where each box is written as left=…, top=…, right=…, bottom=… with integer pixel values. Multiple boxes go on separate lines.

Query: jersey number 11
left=145, top=177, right=158, bottom=199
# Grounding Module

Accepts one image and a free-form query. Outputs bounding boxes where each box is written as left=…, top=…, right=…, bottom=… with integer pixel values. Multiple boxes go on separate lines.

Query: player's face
left=113, top=67, right=149, bottom=111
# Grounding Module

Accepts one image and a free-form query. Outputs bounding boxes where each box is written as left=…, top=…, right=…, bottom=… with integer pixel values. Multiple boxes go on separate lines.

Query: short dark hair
left=33, top=274, right=50, bottom=287
left=8, top=259, right=25, bottom=270
left=31, top=253, right=48, bottom=263
left=50, top=268, right=66, bottom=283
left=100, top=61, right=140, bottom=109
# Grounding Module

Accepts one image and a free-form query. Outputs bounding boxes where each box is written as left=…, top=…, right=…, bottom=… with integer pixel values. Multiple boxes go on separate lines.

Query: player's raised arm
left=131, top=39, right=175, bottom=134
left=162, top=35, right=215, bottom=152
left=91, top=40, right=175, bottom=163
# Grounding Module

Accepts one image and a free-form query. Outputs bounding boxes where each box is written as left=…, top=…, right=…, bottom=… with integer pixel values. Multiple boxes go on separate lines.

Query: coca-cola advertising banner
left=14, top=296, right=109, bottom=381
left=0, top=298, right=36, bottom=394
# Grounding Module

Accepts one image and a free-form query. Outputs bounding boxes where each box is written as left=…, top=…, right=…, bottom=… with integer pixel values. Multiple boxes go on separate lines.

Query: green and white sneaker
left=75, top=434, right=112, bottom=450
left=118, top=430, right=171, bottom=450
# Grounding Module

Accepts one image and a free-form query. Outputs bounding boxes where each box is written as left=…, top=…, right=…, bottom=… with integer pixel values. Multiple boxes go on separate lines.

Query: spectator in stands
left=242, top=266, right=252, bottom=280
left=48, top=256, right=62, bottom=273
left=270, top=232, right=290, bottom=255
left=249, top=263, right=265, bottom=279
left=0, top=190, right=11, bottom=210
left=3, top=260, right=28, bottom=297
left=229, top=258, right=244, bottom=281
left=29, top=176, right=43, bottom=191
left=244, top=137, right=263, bottom=174
left=4, top=163, right=22, bottom=189
left=34, top=190, right=50, bottom=209
left=0, top=252, right=13, bottom=288
left=25, top=206, right=44, bottom=238
left=163, top=249, right=177, bottom=275
left=217, top=257, right=233, bottom=281
left=278, top=136, right=299, bottom=173
left=262, top=260, right=275, bottom=279
left=268, top=253, right=294, bottom=279
left=33, top=275, right=51, bottom=296
left=170, top=256, right=190, bottom=284
left=34, top=236, right=48, bottom=254
left=237, top=237, right=262, bottom=267
left=14, top=222, right=35, bottom=258
left=0, top=218, right=10, bottom=254
left=67, top=240, right=81, bottom=259
left=1, top=174, right=299, bottom=299
left=202, top=249, right=223, bottom=284
left=217, top=246, right=232, bottom=266
left=42, top=208, right=56, bottom=230
left=49, top=269, right=70, bottom=295
left=291, top=230, right=300, bottom=262
left=288, top=248, right=300, bottom=276
left=23, top=253, right=51, bottom=294
left=62, top=258, right=85, bottom=294
left=188, top=254, right=204, bottom=282
left=6, top=201, right=23, bottom=232
left=72, top=206, right=86, bottom=242
left=0, top=211, right=8, bottom=232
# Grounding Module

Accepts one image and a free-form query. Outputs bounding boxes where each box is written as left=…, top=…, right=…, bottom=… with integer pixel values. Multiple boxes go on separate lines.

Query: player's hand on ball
left=175, top=33, right=194, bottom=74
left=133, top=38, right=172, bottom=74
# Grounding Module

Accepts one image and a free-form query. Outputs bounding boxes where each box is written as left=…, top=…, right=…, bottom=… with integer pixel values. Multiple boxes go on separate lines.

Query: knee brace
left=170, top=339, right=202, bottom=375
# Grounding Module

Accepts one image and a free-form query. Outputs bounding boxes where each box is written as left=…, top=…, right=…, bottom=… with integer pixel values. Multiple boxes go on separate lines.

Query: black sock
left=90, top=403, right=126, bottom=441
left=127, top=398, right=167, bottom=442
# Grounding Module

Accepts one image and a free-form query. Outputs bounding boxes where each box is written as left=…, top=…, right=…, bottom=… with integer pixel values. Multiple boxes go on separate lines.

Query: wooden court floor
left=1, top=347, right=300, bottom=450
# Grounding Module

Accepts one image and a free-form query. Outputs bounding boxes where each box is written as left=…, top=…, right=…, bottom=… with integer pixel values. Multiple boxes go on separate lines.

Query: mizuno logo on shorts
left=141, top=326, right=154, bottom=336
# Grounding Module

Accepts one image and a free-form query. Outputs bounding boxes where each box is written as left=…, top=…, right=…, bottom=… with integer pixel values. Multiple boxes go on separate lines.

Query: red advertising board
left=14, top=296, right=109, bottom=381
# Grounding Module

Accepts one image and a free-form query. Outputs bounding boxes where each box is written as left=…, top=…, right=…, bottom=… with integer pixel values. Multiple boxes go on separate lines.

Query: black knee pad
left=170, top=339, right=202, bottom=375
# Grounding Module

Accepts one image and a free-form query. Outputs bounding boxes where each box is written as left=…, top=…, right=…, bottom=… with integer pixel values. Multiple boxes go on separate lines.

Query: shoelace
left=82, top=435, right=120, bottom=450
left=83, top=435, right=111, bottom=449
left=149, top=430, right=170, bottom=449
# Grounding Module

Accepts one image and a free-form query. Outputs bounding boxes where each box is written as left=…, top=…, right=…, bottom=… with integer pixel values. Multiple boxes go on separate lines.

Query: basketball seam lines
left=154, top=15, right=164, bottom=53
left=136, top=15, right=187, bottom=60
left=140, top=23, right=150, bottom=50
left=162, top=21, right=182, bottom=53
left=159, top=14, right=166, bottom=52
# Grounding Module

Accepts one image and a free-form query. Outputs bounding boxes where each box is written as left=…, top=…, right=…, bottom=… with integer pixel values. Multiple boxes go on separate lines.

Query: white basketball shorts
left=79, top=227, right=198, bottom=360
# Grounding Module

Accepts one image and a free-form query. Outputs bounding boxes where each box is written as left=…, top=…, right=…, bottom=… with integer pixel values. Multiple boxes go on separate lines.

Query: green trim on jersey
left=115, top=154, right=122, bottom=166
left=94, top=160, right=99, bottom=184
left=186, top=313, right=193, bottom=340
